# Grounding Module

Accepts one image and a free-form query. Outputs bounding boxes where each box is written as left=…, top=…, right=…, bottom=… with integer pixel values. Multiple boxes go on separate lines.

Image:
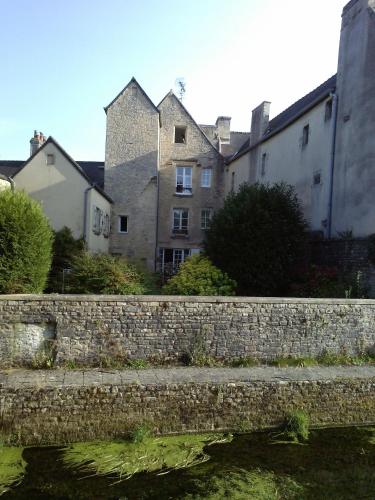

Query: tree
left=0, top=189, right=53, bottom=293
left=47, top=227, right=85, bottom=293
left=162, top=255, right=236, bottom=296
left=204, top=183, right=307, bottom=296
left=67, top=252, right=146, bottom=295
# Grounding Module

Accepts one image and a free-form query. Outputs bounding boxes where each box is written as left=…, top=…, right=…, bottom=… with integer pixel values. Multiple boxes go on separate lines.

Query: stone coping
left=1, top=294, right=375, bottom=305
left=2, top=366, right=375, bottom=389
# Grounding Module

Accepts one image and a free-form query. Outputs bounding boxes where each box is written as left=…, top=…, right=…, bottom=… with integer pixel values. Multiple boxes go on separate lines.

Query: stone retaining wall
left=1, top=295, right=375, bottom=367
left=1, top=367, right=374, bottom=445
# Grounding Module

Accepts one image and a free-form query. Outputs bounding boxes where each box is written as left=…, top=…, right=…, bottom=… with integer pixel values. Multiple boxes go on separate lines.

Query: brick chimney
left=30, top=130, right=46, bottom=156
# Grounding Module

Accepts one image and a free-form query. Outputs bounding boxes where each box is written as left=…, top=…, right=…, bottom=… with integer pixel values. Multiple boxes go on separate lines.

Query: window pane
left=201, top=168, right=211, bottom=187
left=119, top=216, right=128, bottom=233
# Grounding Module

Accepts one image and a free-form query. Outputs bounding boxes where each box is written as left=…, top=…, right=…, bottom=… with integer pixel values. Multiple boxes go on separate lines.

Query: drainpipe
left=83, top=185, right=94, bottom=246
left=327, top=92, right=338, bottom=239
left=154, top=123, right=161, bottom=273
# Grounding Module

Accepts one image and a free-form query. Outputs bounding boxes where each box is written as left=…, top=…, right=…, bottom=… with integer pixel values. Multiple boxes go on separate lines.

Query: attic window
left=174, top=126, right=187, bottom=144
left=47, top=154, right=55, bottom=165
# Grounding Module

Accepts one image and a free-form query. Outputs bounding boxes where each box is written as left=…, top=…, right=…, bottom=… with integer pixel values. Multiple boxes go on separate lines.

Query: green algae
left=183, top=468, right=303, bottom=499
left=0, top=447, right=26, bottom=495
left=62, top=433, right=232, bottom=481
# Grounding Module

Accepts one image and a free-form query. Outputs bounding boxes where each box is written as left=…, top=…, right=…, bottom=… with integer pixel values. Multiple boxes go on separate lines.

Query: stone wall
left=1, top=295, right=375, bottom=367
left=1, top=367, right=374, bottom=445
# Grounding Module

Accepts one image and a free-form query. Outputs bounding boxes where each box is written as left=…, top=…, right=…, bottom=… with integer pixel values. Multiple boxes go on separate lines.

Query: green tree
left=67, top=252, right=146, bottom=295
left=162, top=255, right=236, bottom=296
left=47, top=227, right=85, bottom=293
left=205, top=183, right=307, bottom=296
left=0, top=189, right=53, bottom=293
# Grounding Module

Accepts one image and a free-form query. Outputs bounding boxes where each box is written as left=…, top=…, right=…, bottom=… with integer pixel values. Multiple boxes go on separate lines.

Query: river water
left=2, top=426, right=375, bottom=499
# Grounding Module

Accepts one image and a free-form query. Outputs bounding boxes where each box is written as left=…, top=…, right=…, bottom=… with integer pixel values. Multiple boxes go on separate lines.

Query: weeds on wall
left=273, top=410, right=310, bottom=444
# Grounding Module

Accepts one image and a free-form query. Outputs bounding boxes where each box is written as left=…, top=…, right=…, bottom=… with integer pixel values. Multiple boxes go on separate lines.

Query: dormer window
left=174, top=126, right=187, bottom=144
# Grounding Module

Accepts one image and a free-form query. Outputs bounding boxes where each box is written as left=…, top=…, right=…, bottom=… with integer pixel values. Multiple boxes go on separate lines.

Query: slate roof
left=0, top=160, right=24, bottom=178
left=229, top=74, right=337, bottom=163
left=78, top=161, right=105, bottom=188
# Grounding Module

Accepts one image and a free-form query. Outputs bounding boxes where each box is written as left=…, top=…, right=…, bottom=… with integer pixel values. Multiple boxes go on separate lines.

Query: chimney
left=250, top=102, right=271, bottom=146
left=29, top=130, right=46, bottom=156
left=215, top=116, right=231, bottom=152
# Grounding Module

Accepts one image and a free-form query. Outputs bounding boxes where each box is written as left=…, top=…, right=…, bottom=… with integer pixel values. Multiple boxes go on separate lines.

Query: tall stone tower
left=104, top=78, right=160, bottom=269
left=332, top=0, right=375, bottom=236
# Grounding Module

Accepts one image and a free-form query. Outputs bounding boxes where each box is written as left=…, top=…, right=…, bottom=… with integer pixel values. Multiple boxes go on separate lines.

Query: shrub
left=0, top=190, right=53, bottom=293
left=283, top=410, right=310, bottom=443
left=67, top=252, right=146, bottom=294
left=205, top=183, right=307, bottom=296
left=162, top=255, right=236, bottom=296
left=47, top=226, right=85, bottom=293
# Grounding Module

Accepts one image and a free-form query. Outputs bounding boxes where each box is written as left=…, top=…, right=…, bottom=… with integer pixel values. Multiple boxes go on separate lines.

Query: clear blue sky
left=1, top=0, right=347, bottom=160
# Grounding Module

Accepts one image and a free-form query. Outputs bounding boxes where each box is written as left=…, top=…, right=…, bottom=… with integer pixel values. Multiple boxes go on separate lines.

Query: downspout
left=327, top=92, right=338, bottom=239
left=83, top=185, right=95, bottom=247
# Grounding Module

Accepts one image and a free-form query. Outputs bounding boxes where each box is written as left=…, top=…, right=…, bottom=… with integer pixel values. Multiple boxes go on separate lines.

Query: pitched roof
left=157, top=91, right=222, bottom=156
left=104, top=77, right=160, bottom=114
left=229, top=74, right=337, bottom=163
left=78, top=161, right=105, bottom=188
left=0, top=160, right=24, bottom=178
left=0, top=138, right=112, bottom=203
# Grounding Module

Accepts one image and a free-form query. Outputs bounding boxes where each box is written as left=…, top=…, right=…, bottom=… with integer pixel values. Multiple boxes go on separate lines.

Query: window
left=261, top=153, right=267, bottom=177
left=231, top=171, right=235, bottom=192
left=313, top=172, right=321, bottom=185
left=93, top=206, right=102, bottom=235
left=174, top=126, right=187, bottom=144
left=118, top=215, right=128, bottom=233
left=159, top=248, right=191, bottom=274
left=103, top=213, right=110, bottom=238
left=173, top=208, right=189, bottom=235
left=201, top=168, right=212, bottom=188
left=325, top=100, right=333, bottom=121
left=201, top=208, right=213, bottom=230
left=47, top=154, right=55, bottom=165
left=176, top=166, right=192, bottom=194
left=302, top=125, right=309, bottom=147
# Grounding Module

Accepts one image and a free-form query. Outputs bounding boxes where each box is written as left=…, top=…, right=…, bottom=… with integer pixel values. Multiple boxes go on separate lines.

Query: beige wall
left=227, top=98, right=334, bottom=235
left=14, top=142, right=111, bottom=252
left=225, top=152, right=250, bottom=196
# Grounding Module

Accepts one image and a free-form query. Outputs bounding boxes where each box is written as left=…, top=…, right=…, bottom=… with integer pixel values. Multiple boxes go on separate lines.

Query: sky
left=1, top=0, right=348, bottom=161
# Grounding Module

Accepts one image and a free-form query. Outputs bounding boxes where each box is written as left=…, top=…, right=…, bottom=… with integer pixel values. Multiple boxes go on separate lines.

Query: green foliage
left=67, top=252, right=146, bottom=295
left=205, top=183, right=307, bottom=296
left=63, top=433, right=232, bottom=481
left=230, top=357, right=260, bottom=368
left=125, top=359, right=149, bottom=369
left=0, top=190, right=53, bottom=293
left=47, top=226, right=85, bottom=293
left=184, top=468, right=303, bottom=500
left=130, top=424, right=152, bottom=444
left=291, top=266, right=368, bottom=298
left=162, top=255, right=236, bottom=296
left=282, top=410, right=310, bottom=443
left=0, top=447, right=26, bottom=495
left=316, top=350, right=375, bottom=366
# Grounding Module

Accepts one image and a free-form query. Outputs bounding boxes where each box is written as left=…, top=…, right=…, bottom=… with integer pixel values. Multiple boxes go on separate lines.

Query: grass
left=0, top=447, right=26, bottom=495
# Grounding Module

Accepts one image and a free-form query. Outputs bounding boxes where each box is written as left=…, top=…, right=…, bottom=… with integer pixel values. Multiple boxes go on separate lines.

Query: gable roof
left=4, top=137, right=112, bottom=203
left=104, top=77, right=160, bottom=115
left=157, top=91, right=222, bottom=156
left=0, top=160, right=24, bottom=178
left=229, top=74, right=337, bottom=163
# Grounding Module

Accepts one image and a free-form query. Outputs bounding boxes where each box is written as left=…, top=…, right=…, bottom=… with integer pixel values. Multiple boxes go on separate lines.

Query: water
left=2, top=426, right=375, bottom=499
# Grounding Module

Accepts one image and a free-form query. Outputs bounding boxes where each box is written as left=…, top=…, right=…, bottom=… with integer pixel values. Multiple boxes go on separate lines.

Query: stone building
left=104, top=78, right=247, bottom=272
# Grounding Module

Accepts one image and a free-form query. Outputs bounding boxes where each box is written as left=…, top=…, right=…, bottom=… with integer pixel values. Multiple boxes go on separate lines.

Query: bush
left=47, top=227, right=85, bottom=293
left=205, top=183, right=307, bottom=296
left=162, top=255, right=236, bottom=296
left=0, top=190, right=53, bottom=293
left=67, top=252, right=146, bottom=294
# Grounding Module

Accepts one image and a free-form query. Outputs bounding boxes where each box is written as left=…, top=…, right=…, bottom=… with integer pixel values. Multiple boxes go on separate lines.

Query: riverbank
left=1, top=366, right=375, bottom=446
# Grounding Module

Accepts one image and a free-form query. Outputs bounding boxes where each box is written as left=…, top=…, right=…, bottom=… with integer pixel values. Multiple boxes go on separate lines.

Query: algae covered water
left=2, top=426, right=375, bottom=499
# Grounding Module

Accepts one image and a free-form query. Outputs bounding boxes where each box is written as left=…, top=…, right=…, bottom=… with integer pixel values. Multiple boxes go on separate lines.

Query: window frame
left=92, top=206, right=102, bottom=235
left=302, top=124, right=310, bottom=147
left=172, top=208, right=189, bottom=235
left=176, top=166, right=193, bottom=195
left=46, top=154, right=55, bottom=165
left=201, top=168, right=212, bottom=188
left=201, top=208, right=213, bottom=230
left=118, top=215, right=128, bottom=234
